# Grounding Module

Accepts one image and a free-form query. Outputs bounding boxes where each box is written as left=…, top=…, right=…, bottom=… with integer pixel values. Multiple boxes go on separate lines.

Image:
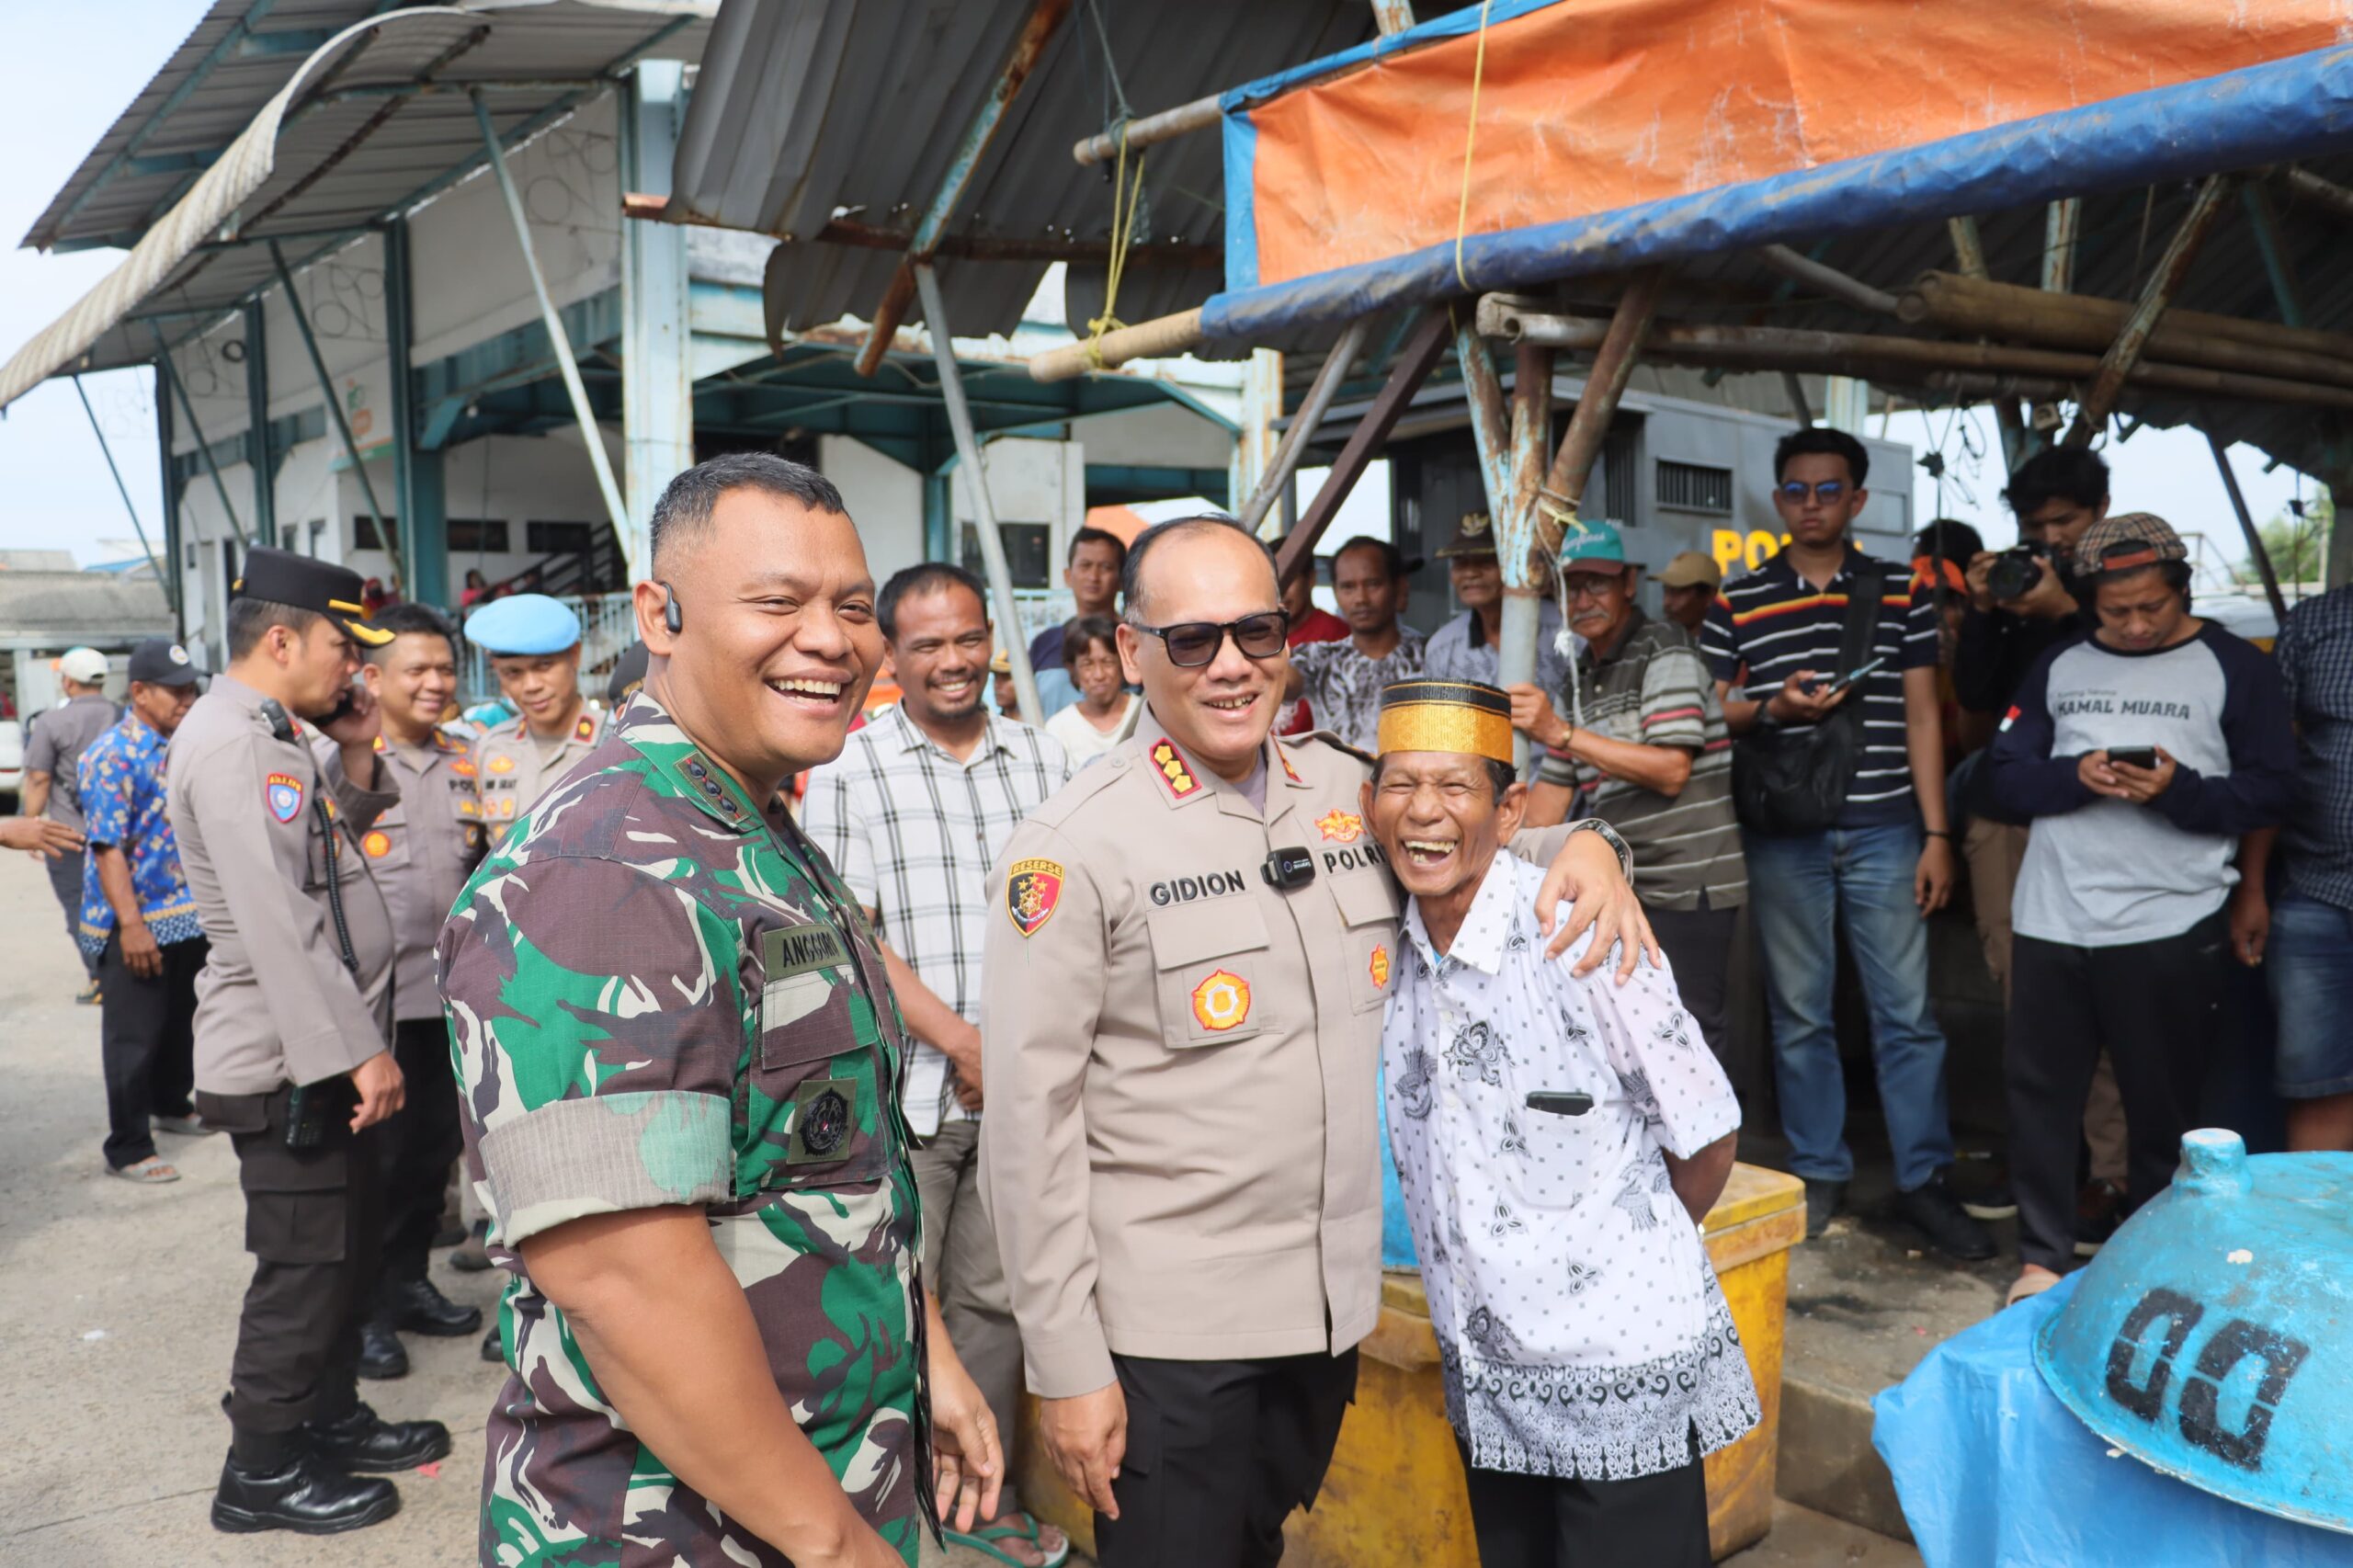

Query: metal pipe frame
left=1752, top=244, right=1898, bottom=314
left=620, top=194, right=1220, bottom=270
left=857, top=0, right=1074, bottom=377
left=1273, top=308, right=1452, bottom=588
left=2209, top=430, right=2289, bottom=621
left=1539, top=268, right=1666, bottom=551
left=383, top=215, right=447, bottom=606
left=156, top=362, right=184, bottom=639
left=1947, top=213, right=2028, bottom=465
left=914, top=263, right=1042, bottom=725
left=269, top=239, right=404, bottom=590
left=472, top=89, right=632, bottom=567
left=2065, top=174, right=2234, bottom=447
left=243, top=301, right=276, bottom=545
left=151, top=326, right=248, bottom=547
left=1071, top=94, right=1222, bottom=168
left=1235, top=317, right=1373, bottom=536
left=73, top=375, right=170, bottom=608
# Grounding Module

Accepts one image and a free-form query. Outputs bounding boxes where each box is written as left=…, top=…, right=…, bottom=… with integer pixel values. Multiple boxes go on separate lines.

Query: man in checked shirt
left=801, top=561, right=1075, bottom=1567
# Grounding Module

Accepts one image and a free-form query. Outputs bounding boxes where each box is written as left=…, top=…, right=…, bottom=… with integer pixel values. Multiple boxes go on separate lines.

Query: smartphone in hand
left=1817, top=655, right=1889, bottom=699
left=2108, top=744, right=2158, bottom=770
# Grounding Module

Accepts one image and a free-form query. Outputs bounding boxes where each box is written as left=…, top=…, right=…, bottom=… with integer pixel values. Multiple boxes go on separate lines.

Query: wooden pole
left=1273, top=309, right=1451, bottom=587
left=2209, top=430, right=2289, bottom=622
left=1029, top=308, right=1205, bottom=381
left=1537, top=268, right=1667, bottom=556
left=2066, top=175, right=2234, bottom=446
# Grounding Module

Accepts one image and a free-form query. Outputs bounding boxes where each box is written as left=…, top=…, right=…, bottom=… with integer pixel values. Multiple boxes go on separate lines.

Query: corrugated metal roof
left=0, top=574, right=175, bottom=643
left=672, top=0, right=1371, bottom=343
left=2, top=0, right=710, bottom=404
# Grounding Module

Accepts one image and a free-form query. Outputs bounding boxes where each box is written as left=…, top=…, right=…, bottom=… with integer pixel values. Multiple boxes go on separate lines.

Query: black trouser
left=1646, top=895, right=1738, bottom=1067
left=377, top=1016, right=463, bottom=1288
left=97, top=933, right=205, bottom=1167
left=2007, top=914, right=2224, bottom=1273
left=195, top=1084, right=382, bottom=1467
left=1092, top=1350, right=1358, bottom=1568
left=47, top=846, right=98, bottom=981
left=1455, top=1431, right=1710, bottom=1568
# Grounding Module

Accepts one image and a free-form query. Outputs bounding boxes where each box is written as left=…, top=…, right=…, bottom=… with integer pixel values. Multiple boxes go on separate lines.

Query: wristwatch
left=1564, top=817, right=1634, bottom=883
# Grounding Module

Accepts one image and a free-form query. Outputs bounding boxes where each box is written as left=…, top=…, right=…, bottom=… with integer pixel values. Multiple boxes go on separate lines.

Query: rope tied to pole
left=1085, top=120, right=1145, bottom=370
left=1451, top=0, right=1495, bottom=291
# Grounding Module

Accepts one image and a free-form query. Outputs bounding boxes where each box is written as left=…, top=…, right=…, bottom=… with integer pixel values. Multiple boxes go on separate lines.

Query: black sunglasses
left=1128, top=609, right=1292, bottom=669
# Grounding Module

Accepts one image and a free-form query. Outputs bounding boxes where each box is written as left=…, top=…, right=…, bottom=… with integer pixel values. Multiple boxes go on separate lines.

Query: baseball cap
left=464, top=593, right=583, bottom=656
left=1435, top=512, right=1497, bottom=560
left=1656, top=551, right=1722, bottom=590
left=57, top=647, right=108, bottom=685
left=232, top=547, right=393, bottom=647
left=1556, top=519, right=1631, bottom=574
left=2076, top=512, right=2188, bottom=575
left=126, top=639, right=199, bottom=687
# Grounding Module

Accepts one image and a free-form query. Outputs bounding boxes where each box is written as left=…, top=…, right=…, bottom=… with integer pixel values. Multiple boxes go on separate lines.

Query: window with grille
left=528, top=520, right=592, bottom=555
left=1654, top=459, right=1734, bottom=515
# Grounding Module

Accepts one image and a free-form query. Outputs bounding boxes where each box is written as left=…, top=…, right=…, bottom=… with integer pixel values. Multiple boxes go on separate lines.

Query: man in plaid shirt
left=801, top=561, right=1074, bottom=1566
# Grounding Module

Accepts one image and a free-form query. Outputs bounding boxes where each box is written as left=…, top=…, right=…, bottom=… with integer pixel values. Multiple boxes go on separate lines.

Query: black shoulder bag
left=1731, top=561, right=1887, bottom=836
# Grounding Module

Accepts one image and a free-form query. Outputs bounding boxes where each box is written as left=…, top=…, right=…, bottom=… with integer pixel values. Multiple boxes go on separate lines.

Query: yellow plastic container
left=1014, top=1163, right=1805, bottom=1563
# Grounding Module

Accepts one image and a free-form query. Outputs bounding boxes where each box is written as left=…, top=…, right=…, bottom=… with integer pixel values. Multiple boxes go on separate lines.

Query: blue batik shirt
left=78, top=712, right=202, bottom=958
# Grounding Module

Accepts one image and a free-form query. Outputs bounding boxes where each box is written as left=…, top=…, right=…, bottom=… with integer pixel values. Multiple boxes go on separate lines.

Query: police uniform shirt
left=327, top=729, right=486, bottom=1022
left=166, top=673, right=400, bottom=1094
left=475, top=706, right=605, bottom=844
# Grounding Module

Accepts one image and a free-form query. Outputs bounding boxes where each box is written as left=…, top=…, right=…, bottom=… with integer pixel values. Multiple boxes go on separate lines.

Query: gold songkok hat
left=1377, top=679, right=1516, bottom=766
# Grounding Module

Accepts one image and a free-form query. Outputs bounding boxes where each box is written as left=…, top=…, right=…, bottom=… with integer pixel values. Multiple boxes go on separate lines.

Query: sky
left=0, top=2, right=2316, bottom=576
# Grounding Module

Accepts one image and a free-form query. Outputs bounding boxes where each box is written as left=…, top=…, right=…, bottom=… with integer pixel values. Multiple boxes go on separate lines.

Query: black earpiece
left=661, top=580, right=683, bottom=635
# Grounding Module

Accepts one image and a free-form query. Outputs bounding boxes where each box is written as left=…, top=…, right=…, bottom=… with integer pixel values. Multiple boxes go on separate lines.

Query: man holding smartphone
left=168, top=549, right=449, bottom=1536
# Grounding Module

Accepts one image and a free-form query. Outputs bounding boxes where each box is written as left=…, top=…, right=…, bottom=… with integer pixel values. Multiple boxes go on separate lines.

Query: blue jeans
left=2267, top=889, right=2353, bottom=1098
left=1745, top=823, right=1955, bottom=1191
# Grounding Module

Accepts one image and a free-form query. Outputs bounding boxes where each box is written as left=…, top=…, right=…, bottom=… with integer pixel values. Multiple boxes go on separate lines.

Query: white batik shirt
left=1383, top=852, right=1758, bottom=1480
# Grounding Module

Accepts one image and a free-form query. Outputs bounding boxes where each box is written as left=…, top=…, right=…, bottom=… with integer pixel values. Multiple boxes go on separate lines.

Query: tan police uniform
left=979, top=716, right=1623, bottom=1566
left=475, top=707, right=604, bottom=845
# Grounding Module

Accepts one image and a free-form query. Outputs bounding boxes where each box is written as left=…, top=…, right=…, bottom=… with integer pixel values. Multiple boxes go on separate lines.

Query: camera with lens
left=1986, top=540, right=2051, bottom=603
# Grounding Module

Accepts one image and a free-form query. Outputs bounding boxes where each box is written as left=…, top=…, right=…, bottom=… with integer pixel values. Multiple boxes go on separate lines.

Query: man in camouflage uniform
left=440, top=453, right=1001, bottom=1568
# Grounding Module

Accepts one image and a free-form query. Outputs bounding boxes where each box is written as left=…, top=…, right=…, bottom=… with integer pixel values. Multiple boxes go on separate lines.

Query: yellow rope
left=1085, top=123, right=1144, bottom=370
left=1451, top=0, right=1495, bottom=291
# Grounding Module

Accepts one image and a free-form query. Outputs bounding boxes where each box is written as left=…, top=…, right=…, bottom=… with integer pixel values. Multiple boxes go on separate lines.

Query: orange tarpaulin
left=1233, top=0, right=2353, bottom=290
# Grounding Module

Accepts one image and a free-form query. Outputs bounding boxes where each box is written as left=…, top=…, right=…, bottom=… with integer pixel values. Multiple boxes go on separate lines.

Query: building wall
left=819, top=437, right=925, bottom=587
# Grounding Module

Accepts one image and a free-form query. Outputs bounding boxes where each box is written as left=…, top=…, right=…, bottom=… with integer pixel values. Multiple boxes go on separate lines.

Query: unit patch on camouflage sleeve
left=1006, top=858, right=1063, bottom=937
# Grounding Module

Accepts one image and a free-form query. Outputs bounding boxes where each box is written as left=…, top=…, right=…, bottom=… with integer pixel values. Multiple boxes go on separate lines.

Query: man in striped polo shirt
left=1508, top=521, right=1747, bottom=1072
left=1702, top=427, right=1991, bottom=1261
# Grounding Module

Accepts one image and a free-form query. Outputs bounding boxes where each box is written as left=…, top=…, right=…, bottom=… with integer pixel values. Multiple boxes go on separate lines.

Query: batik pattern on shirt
left=439, top=693, right=928, bottom=1567
left=1383, top=853, right=1756, bottom=1480
left=1290, top=624, right=1427, bottom=752
left=77, top=712, right=201, bottom=957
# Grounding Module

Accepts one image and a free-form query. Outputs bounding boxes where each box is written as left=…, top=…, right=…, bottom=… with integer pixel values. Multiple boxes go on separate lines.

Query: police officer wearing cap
left=167, top=548, right=449, bottom=1536
left=980, top=516, right=1657, bottom=1567
left=343, top=602, right=488, bottom=1379
left=463, top=593, right=604, bottom=845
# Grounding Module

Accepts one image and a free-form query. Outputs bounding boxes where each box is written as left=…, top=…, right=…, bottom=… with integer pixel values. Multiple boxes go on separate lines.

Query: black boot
left=306, top=1402, right=452, bottom=1473
left=357, top=1317, right=409, bottom=1381
left=210, top=1450, right=399, bottom=1535
left=383, top=1275, right=483, bottom=1337
left=481, top=1324, right=505, bottom=1363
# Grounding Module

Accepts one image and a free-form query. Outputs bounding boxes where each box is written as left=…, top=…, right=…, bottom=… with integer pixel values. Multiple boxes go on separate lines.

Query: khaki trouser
left=1965, top=816, right=2128, bottom=1185
left=913, top=1117, right=1025, bottom=1497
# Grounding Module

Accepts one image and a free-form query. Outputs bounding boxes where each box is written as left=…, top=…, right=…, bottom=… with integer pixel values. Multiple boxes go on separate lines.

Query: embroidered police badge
left=1006, top=857, right=1064, bottom=937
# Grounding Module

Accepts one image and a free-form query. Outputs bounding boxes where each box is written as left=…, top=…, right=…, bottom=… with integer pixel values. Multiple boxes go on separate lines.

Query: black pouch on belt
left=284, top=1077, right=357, bottom=1151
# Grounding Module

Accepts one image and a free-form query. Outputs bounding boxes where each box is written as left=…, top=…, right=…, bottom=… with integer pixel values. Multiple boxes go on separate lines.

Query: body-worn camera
left=1987, top=540, right=2051, bottom=603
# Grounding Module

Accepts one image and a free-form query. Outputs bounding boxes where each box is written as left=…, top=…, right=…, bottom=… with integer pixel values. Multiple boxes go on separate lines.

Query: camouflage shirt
left=439, top=692, right=928, bottom=1567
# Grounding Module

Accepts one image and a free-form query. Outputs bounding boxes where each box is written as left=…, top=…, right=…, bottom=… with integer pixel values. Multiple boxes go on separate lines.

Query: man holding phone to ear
left=1986, top=512, right=2293, bottom=1306
left=167, top=549, right=449, bottom=1536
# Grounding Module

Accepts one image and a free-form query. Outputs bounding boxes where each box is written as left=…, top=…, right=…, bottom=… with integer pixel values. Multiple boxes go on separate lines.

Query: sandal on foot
left=943, top=1510, right=1071, bottom=1568
left=107, top=1156, right=180, bottom=1184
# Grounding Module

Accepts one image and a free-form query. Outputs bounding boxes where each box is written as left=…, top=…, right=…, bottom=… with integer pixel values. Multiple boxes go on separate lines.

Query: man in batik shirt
left=439, top=453, right=1000, bottom=1568
left=1365, top=678, right=1755, bottom=1567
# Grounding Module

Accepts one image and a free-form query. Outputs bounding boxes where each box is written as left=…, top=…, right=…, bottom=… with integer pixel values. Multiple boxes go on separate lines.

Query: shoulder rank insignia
left=1315, top=809, right=1363, bottom=843
left=370, top=735, right=386, bottom=752
left=574, top=713, right=597, bottom=742
left=1277, top=744, right=1302, bottom=784
left=265, top=772, right=304, bottom=824
left=1149, top=738, right=1200, bottom=800
left=1191, top=969, right=1252, bottom=1031
left=1006, top=858, right=1063, bottom=937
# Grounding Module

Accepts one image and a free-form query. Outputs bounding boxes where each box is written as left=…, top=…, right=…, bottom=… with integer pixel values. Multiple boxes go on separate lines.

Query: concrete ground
left=0, top=845, right=1912, bottom=1566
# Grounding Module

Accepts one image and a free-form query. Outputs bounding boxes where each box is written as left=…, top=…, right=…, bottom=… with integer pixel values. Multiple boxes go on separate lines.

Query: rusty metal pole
left=2065, top=175, right=2234, bottom=447
left=2209, top=431, right=2290, bottom=622
left=1537, top=268, right=1667, bottom=557
left=1274, top=309, right=1451, bottom=587
left=1948, top=214, right=2029, bottom=466
left=1237, top=317, right=1371, bottom=536
left=857, top=0, right=1072, bottom=376
left=1497, top=340, right=1556, bottom=769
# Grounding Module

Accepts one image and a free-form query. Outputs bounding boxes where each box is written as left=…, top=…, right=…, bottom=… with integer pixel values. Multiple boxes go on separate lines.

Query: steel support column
left=622, top=61, right=692, bottom=570
left=383, top=216, right=447, bottom=605
left=1274, top=308, right=1452, bottom=588
left=74, top=376, right=169, bottom=609
left=472, top=91, right=633, bottom=568
left=157, top=363, right=184, bottom=639
left=1949, top=214, right=2027, bottom=465
left=1236, top=320, right=1370, bottom=537
left=914, top=263, right=1042, bottom=725
left=153, top=327, right=248, bottom=547
left=2209, top=432, right=2288, bottom=621
left=2065, top=175, right=2234, bottom=447
left=243, top=301, right=276, bottom=546
left=270, top=241, right=404, bottom=590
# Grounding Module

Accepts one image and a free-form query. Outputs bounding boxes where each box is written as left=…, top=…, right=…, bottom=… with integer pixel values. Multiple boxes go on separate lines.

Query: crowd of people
left=14, top=424, right=2351, bottom=1566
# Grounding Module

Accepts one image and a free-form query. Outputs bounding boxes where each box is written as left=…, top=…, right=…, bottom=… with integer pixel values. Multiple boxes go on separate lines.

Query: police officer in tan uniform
left=463, top=593, right=605, bottom=844
left=343, top=602, right=488, bottom=1379
left=167, top=549, right=450, bottom=1537
left=980, top=517, right=1654, bottom=1568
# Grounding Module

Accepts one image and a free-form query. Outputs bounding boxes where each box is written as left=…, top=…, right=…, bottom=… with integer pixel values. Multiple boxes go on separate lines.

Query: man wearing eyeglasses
left=1700, top=427, right=1989, bottom=1262
left=980, top=515, right=1656, bottom=1568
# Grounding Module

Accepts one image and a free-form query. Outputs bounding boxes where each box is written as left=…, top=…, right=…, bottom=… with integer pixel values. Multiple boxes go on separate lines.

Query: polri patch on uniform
left=265, top=772, right=304, bottom=823
left=1316, top=809, right=1363, bottom=842
left=362, top=830, right=392, bottom=858
left=788, top=1078, right=857, bottom=1165
left=1370, top=944, right=1392, bottom=989
left=488, top=754, right=516, bottom=774
left=762, top=920, right=850, bottom=981
left=1191, top=969, right=1251, bottom=1031
left=450, top=759, right=477, bottom=777
left=1006, top=858, right=1063, bottom=937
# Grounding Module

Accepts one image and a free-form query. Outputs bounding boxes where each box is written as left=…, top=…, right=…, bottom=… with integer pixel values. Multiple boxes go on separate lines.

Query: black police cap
left=125, top=638, right=200, bottom=687
left=231, top=547, right=392, bottom=647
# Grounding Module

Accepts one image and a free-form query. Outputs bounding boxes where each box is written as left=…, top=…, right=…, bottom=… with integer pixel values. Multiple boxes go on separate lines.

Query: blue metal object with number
left=2035, top=1129, right=2353, bottom=1535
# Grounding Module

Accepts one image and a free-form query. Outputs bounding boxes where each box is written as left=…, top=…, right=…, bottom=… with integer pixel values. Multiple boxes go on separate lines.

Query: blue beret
left=463, top=594, right=582, bottom=655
